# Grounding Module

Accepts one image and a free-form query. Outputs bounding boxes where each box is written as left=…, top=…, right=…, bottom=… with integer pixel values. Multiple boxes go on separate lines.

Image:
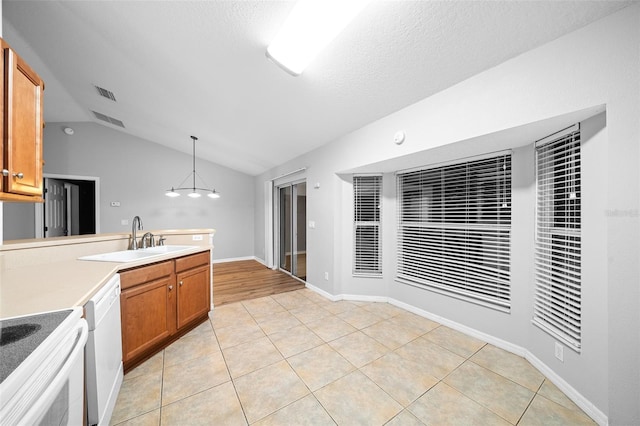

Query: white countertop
left=0, top=231, right=214, bottom=318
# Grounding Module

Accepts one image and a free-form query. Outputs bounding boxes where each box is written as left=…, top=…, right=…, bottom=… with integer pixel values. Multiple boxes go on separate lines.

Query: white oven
left=0, top=307, right=88, bottom=425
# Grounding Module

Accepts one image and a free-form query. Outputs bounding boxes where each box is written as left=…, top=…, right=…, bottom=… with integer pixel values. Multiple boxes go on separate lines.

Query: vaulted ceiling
left=2, top=1, right=633, bottom=175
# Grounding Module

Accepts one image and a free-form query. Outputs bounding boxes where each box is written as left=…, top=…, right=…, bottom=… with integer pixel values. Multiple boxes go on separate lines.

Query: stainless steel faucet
left=131, top=216, right=143, bottom=250
left=140, top=232, right=155, bottom=249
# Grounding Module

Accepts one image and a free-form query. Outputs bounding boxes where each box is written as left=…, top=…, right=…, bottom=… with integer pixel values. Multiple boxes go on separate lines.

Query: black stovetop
left=0, top=310, right=73, bottom=383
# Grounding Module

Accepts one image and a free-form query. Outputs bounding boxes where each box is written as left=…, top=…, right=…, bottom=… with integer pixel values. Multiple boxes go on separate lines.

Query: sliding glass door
left=278, top=181, right=306, bottom=280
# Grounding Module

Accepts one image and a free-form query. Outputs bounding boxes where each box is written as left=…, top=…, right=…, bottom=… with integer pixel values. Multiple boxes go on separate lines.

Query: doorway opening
left=277, top=181, right=306, bottom=281
left=35, top=174, right=100, bottom=238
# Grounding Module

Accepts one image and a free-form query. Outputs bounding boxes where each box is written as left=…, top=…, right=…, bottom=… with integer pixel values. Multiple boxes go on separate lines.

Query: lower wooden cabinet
left=177, top=264, right=210, bottom=329
left=119, top=251, right=210, bottom=371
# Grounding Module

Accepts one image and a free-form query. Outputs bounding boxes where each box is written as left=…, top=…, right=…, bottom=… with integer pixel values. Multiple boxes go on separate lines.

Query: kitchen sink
left=78, top=245, right=198, bottom=262
left=141, top=245, right=197, bottom=254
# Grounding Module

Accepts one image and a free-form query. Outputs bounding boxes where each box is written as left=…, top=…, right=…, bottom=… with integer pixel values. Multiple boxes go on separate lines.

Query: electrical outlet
left=121, top=219, right=128, bottom=226
left=324, top=272, right=329, bottom=280
left=554, top=342, right=564, bottom=362
left=110, top=201, right=121, bottom=207
left=192, top=235, right=203, bottom=241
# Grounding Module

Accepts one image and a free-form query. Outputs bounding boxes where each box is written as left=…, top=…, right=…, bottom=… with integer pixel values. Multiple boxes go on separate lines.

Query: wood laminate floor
left=213, top=260, right=305, bottom=306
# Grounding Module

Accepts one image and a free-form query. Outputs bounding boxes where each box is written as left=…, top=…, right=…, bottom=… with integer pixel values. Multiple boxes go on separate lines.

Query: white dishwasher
left=85, top=274, right=124, bottom=426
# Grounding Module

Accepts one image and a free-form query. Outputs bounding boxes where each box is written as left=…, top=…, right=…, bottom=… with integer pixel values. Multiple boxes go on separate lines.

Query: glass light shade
left=208, top=191, right=221, bottom=199
left=165, top=189, right=180, bottom=198
left=188, top=191, right=201, bottom=198
left=266, top=0, right=370, bottom=75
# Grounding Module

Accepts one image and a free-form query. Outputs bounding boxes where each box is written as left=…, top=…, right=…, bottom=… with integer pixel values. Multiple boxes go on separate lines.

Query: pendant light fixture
left=165, top=136, right=220, bottom=199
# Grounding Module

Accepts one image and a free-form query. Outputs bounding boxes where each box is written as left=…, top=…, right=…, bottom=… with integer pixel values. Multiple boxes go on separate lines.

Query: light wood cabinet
left=1, top=37, right=45, bottom=202
left=120, top=260, right=174, bottom=365
left=119, top=251, right=211, bottom=371
left=176, top=252, right=211, bottom=329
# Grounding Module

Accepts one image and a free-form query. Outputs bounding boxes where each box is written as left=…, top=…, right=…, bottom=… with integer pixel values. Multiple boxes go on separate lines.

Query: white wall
left=254, top=5, right=639, bottom=424
left=3, top=122, right=255, bottom=260
left=3, top=202, right=34, bottom=240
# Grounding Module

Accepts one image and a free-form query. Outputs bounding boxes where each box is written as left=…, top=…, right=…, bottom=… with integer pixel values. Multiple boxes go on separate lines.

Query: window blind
left=354, top=175, right=382, bottom=275
left=397, top=154, right=511, bottom=310
left=533, top=126, right=582, bottom=351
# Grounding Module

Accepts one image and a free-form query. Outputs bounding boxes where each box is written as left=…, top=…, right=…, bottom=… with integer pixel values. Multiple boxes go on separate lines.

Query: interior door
left=44, top=178, right=67, bottom=237
left=278, top=181, right=306, bottom=280
left=65, top=182, right=80, bottom=235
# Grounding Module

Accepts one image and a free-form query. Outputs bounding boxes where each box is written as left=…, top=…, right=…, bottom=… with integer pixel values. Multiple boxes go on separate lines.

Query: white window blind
left=354, top=175, right=382, bottom=275
left=397, top=154, right=512, bottom=310
left=533, top=126, right=582, bottom=351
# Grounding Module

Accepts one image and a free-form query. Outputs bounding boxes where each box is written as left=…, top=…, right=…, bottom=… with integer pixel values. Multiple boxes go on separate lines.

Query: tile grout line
left=211, top=316, right=252, bottom=426
left=119, top=290, right=595, bottom=425
left=158, top=348, right=165, bottom=425
left=440, top=351, right=541, bottom=426
left=239, top=293, right=334, bottom=424
left=514, top=380, right=544, bottom=426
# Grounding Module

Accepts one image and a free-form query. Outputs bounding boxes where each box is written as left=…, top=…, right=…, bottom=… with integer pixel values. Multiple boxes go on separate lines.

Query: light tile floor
left=111, top=288, right=596, bottom=425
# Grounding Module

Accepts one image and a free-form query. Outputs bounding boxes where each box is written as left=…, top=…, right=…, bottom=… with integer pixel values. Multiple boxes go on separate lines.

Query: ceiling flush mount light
left=165, top=136, right=221, bottom=199
left=266, top=0, right=371, bottom=76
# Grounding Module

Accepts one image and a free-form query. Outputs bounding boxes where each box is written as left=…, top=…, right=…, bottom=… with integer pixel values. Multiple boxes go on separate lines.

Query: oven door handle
left=19, top=319, right=89, bottom=425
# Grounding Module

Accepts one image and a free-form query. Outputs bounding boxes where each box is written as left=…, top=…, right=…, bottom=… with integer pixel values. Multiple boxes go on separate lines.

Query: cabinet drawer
left=120, top=260, right=173, bottom=290
left=175, top=251, right=210, bottom=273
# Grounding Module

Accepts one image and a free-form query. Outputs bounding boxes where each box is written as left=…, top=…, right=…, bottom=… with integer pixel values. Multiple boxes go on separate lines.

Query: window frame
left=533, top=124, right=582, bottom=352
left=353, top=174, right=383, bottom=276
left=396, top=152, right=512, bottom=311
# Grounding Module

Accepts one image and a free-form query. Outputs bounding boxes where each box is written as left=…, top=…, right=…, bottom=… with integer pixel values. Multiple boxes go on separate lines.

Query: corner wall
left=3, top=122, right=255, bottom=260
left=254, top=5, right=639, bottom=423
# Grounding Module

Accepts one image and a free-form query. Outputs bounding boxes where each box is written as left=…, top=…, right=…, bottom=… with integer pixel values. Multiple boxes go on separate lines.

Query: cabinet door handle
left=179, top=281, right=183, bottom=287
left=168, top=285, right=173, bottom=290
left=13, top=172, right=24, bottom=179
left=2, top=169, right=8, bottom=177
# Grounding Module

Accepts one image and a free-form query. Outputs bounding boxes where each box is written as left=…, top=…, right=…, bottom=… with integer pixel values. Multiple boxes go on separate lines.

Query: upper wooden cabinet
left=1, top=37, right=45, bottom=202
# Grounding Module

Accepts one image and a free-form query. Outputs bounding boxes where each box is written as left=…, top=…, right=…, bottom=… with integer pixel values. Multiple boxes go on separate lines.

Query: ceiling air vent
left=92, top=110, right=125, bottom=128
left=94, top=85, right=117, bottom=102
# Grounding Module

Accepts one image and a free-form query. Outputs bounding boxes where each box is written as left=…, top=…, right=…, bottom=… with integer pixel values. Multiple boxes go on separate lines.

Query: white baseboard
left=341, top=293, right=389, bottom=303
left=304, top=282, right=340, bottom=301
left=212, top=255, right=261, bottom=264
left=299, top=286, right=607, bottom=425
left=253, top=257, right=267, bottom=267
left=525, top=352, right=608, bottom=426
left=389, top=298, right=527, bottom=358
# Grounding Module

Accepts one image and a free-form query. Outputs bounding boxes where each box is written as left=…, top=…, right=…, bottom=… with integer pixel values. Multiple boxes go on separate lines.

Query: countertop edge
left=0, top=246, right=212, bottom=319
left=0, top=229, right=216, bottom=252
left=73, top=246, right=212, bottom=311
